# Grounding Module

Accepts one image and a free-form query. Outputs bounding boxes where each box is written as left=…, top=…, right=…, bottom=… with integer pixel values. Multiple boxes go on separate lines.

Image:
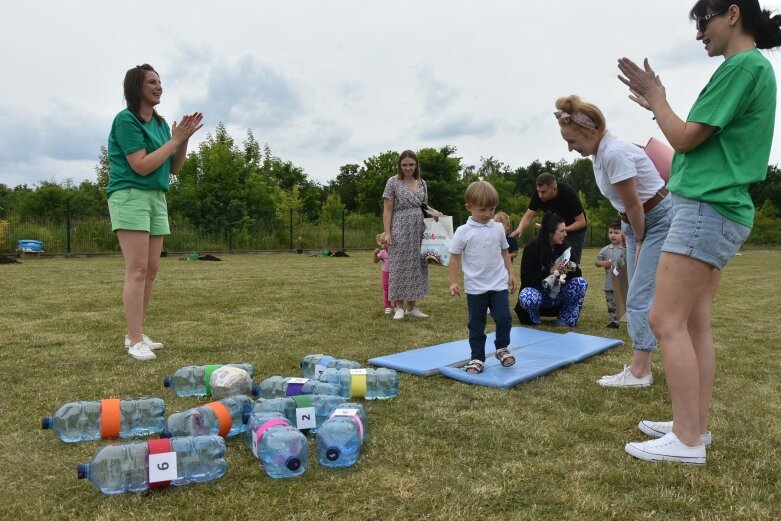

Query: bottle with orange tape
left=316, top=368, right=399, bottom=400
left=162, top=395, right=253, bottom=438
left=42, top=398, right=166, bottom=443
left=245, top=411, right=309, bottom=478
left=77, top=435, right=226, bottom=494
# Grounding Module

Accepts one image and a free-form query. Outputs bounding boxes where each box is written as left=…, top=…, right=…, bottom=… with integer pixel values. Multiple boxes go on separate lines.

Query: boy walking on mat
left=449, top=180, right=517, bottom=374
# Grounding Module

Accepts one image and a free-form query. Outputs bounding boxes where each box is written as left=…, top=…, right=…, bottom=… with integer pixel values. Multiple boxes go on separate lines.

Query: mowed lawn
left=1, top=249, right=780, bottom=520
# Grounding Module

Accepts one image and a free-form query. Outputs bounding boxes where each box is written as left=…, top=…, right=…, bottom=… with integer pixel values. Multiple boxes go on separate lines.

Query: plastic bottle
left=245, top=412, right=309, bottom=478
left=163, top=395, right=252, bottom=438
left=316, top=368, right=399, bottom=400
left=246, top=394, right=346, bottom=433
left=41, top=398, right=166, bottom=443
left=300, top=354, right=362, bottom=379
left=316, top=403, right=367, bottom=468
left=163, top=364, right=256, bottom=397
left=257, top=376, right=341, bottom=399
left=77, top=435, right=226, bottom=494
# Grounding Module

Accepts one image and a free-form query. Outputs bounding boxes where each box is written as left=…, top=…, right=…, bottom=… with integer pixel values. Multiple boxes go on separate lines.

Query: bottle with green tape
left=163, top=364, right=256, bottom=397
left=316, top=368, right=399, bottom=400
left=245, top=394, right=346, bottom=433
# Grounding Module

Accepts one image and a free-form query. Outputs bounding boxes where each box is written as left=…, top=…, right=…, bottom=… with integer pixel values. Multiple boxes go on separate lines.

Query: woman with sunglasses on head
left=617, top=1, right=781, bottom=464
left=107, top=64, right=203, bottom=361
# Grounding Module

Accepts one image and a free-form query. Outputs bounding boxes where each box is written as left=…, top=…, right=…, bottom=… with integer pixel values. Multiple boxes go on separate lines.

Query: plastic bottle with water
left=300, top=354, right=362, bottom=379
left=316, top=368, right=399, bottom=400
left=316, top=403, right=367, bottom=467
left=163, top=395, right=252, bottom=438
left=245, top=411, right=309, bottom=478
left=163, top=363, right=256, bottom=397
left=246, top=394, right=346, bottom=433
left=257, top=376, right=341, bottom=399
left=77, top=435, right=226, bottom=494
left=42, top=398, right=166, bottom=442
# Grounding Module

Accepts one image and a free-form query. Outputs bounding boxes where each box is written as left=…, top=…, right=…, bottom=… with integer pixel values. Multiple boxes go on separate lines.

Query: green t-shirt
left=106, top=108, right=172, bottom=197
left=667, top=48, right=776, bottom=227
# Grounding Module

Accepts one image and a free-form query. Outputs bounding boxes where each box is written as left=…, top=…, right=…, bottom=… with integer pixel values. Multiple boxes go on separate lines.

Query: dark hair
left=608, top=218, right=622, bottom=230
left=396, top=150, right=420, bottom=180
left=536, top=172, right=557, bottom=188
left=123, top=64, right=162, bottom=123
left=533, top=212, right=567, bottom=267
left=690, top=0, right=781, bottom=48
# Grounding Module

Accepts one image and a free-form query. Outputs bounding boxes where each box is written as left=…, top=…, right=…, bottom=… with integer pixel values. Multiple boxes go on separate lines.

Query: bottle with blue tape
left=316, top=368, right=399, bottom=400
left=245, top=411, right=309, bottom=478
left=42, top=398, right=166, bottom=442
left=300, top=354, right=362, bottom=379
left=257, top=376, right=341, bottom=399
left=163, top=364, right=256, bottom=397
left=316, top=403, right=367, bottom=467
left=77, top=435, right=226, bottom=494
left=246, top=394, right=346, bottom=433
left=163, top=395, right=252, bottom=438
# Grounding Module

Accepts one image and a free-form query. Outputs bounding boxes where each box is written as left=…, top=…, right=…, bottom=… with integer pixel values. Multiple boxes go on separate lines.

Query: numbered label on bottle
left=148, top=452, right=177, bottom=483
left=349, top=369, right=368, bottom=375
left=295, top=406, right=317, bottom=429
left=251, top=430, right=260, bottom=458
left=288, top=377, right=309, bottom=384
left=331, top=408, right=359, bottom=417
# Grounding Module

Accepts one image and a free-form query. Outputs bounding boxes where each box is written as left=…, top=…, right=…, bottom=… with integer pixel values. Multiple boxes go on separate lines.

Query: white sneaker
left=406, top=308, right=428, bottom=318
left=124, top=334, right=163, bottom=350
left=393, top=308, right=405, bottom=320
left=385, top=308, right=393, bottom=315
left=127, top=341, right=156, bottom=361
left=625, top=432, right=706, bottom=464
left=638, top=420, right=712, bottom=447
left=597, top=365, right=652, bottom=388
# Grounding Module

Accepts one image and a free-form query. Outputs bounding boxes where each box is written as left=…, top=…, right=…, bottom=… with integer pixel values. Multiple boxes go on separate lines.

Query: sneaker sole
left=596, top=379, right=652, bottom=388
left=624, top=443, right=706, bottom=464
left=128, top=352, right=156, bottom=361
left=638, top=421, right=713, bottom=447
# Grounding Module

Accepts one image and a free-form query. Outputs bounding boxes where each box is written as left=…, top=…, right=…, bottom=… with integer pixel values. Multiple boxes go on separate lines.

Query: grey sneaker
left=127, top=341, right=156, bottom=361
left=625, top=432, right=706, bottom=464
left=638, top=420, right=712, bottom=447
left=124, top=334, right=163, bottom=350
left=597, top=365, right=652, bottom=388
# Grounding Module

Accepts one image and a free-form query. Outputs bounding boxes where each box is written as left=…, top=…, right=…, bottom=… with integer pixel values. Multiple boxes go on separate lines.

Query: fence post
left=66, top=198, right=72, bottom=256
left=227, top=210, right=233, bottom=252
left=341, top=209, right=346, bottom=251
left=289, top=208, right=293, bottom=250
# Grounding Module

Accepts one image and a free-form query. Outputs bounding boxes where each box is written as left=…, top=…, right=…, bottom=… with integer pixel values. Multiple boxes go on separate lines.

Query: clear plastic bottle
left=41, top=398, right=166, bottom=442
left=163, top=364, right=256, bottom=397
left=163, top=395, right=252, bottom=438
left=76, top=435, right=226, bottom=494
left=300, top=354, right=362, bottom=379
left=246, top=394, right=346, bottom=433
left=245, top=412, right=309, bottom=478
left=257, top=376, right=341, bottom=399
left=316, top=368, right=399, bottom=400
left=316, top=403, right=367, bottom=468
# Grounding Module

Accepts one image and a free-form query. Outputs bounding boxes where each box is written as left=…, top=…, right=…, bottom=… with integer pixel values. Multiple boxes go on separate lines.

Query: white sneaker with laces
left=638, top=420, right=712, bottom=447
left=393, top=308, right=405, bottom=320
left=124, top=334, right=163, bottom=350
left=406, top=308, right=428, bottom=318
left=385, top=308, right=393, bottom=315
left=597, top=365, right=652, bottom=388
left=127, top=341, right=156, bottom=361
left=625, top=431, right=706, bottom=464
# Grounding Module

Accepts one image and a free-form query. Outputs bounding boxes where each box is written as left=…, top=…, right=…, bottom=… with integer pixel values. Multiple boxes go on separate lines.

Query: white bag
left=421, top=216, right=454, bottom=266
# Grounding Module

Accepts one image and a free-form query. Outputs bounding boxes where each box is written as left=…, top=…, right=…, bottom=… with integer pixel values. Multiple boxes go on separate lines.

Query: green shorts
left=108, top=188, right=170, bottom=235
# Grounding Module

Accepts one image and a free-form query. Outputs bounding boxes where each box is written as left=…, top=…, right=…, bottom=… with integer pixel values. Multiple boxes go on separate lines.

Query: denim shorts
left=108, top=188, right=170, bottom=235
left=662, top=193, right=750, bottom=270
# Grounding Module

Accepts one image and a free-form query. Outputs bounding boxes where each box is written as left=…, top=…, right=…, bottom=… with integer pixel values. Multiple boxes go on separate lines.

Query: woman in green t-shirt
left=617, top=0, right=781, bottom=464
left=107, top=64, right=203, bottom=361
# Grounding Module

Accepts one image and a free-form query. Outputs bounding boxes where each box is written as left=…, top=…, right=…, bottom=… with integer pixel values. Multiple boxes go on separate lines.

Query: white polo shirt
left=449, top=218, right=509, bottom=294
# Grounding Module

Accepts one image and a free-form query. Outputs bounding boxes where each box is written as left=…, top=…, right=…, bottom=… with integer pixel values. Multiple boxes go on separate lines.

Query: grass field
left=1, top=249, right=780, bottom=520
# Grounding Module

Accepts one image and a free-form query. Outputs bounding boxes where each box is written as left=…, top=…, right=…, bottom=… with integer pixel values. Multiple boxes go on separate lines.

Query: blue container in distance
left=246, top=394, right=346, bottom=433
left=17, top=239, right=44, bottom=252
left=257, top=376, right=340, bottom=399
left=163, top=364, right=256, bottom=397
left=245, top=411, right=309, bottom=478
left=77, top=435, right=226, bottom=494
left=42, top=398, right=166, bottom=443
left=163, top=395, right=252, bottom=438
left=316, top=403, right=368, bottom=468
left=300, top=354, right=362, bottom=379
left=316, top=368, right=399, bottom=400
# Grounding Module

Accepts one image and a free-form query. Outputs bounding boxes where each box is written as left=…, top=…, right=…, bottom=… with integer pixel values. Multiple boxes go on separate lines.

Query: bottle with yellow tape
left=162, top=395, right=253, bottom=438
left=316, top=368, right=398, bottom=400
left=42, top=398, right=166, bottom=443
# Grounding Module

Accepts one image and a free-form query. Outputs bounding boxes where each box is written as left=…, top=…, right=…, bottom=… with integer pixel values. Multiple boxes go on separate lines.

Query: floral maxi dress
left=382, top=177, right=429, bottom=302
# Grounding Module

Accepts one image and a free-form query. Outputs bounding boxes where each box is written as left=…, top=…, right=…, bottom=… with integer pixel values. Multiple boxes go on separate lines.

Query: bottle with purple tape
left=257, top=376, right=340, bottom=399
left=316, top=368, right=399, bottom=400
left=162, top=395, right=253, bottom=438
left=163, top=363, right=256, bottom=397
left=316, top=403, right=367, bottom=467
left=245, top=394, right=346, bottom=433
left=42, top=398, right=166, bottom=442
left=300, top=354, right=362, bottom=379
left=77, top=435, right=227, bottom=494
left=245, top=411, right=309, bottom=478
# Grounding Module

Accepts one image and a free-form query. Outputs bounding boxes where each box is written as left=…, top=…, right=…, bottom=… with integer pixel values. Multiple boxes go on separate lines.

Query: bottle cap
left=41, top=417, right=52, bottom=429
left=326, top=447, right=340, bottom=461
left=163, top=377, right=172, bottom=388
left=76, top=464, right=88, bottom=479
left=286, top=457, right=302, bottom=471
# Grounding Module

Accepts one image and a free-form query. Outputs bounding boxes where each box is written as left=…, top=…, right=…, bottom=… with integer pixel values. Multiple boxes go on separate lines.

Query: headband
left=554, top=110, right=597, bottom=130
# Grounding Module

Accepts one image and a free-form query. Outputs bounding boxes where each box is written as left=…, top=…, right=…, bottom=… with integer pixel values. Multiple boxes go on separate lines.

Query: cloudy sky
left=3, top=0, right=781, bottom=188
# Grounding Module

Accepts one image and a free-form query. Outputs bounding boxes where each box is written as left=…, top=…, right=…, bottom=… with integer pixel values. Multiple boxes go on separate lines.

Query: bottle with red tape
left=316, top=368, right=399, bottom=400
left=76, top=435, right=226, bottom=494
left=162, top=395, right=252, bottom=438
left=42, top=398, right=166, bottom=443
left=245, top=411, right=309, bottom=478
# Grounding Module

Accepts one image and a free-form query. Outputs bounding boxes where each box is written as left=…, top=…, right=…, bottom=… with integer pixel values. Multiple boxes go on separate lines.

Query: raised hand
left=617, top=58, right=666, bottom=110
left=171, top=112, right=204, bottom=145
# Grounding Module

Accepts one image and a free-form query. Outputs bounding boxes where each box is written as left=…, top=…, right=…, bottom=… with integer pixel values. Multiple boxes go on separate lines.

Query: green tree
left=95, top=146, right=109, bottom=192
left=355, top=150, right=399, bottom=215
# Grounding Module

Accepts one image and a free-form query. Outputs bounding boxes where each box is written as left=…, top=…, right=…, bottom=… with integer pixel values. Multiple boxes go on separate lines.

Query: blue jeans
left=621, top=195, right=671, bottom=351
left=517, top=277, right=588, bottom=326
left=466, top=290, right=512, bottom=362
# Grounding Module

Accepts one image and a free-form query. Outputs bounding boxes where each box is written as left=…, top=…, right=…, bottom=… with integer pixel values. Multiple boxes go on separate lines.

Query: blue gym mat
left=368, top=327, right=559, bottom=376
left=438, top=332, right=624, bottom=389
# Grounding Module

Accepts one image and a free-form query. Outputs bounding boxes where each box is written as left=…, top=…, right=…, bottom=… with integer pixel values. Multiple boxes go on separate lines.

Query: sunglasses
left=696, top=8, right=727, bottom=32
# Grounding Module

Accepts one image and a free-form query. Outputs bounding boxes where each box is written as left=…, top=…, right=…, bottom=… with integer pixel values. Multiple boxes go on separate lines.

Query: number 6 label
left=149, top=452, right=177, bottom=483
